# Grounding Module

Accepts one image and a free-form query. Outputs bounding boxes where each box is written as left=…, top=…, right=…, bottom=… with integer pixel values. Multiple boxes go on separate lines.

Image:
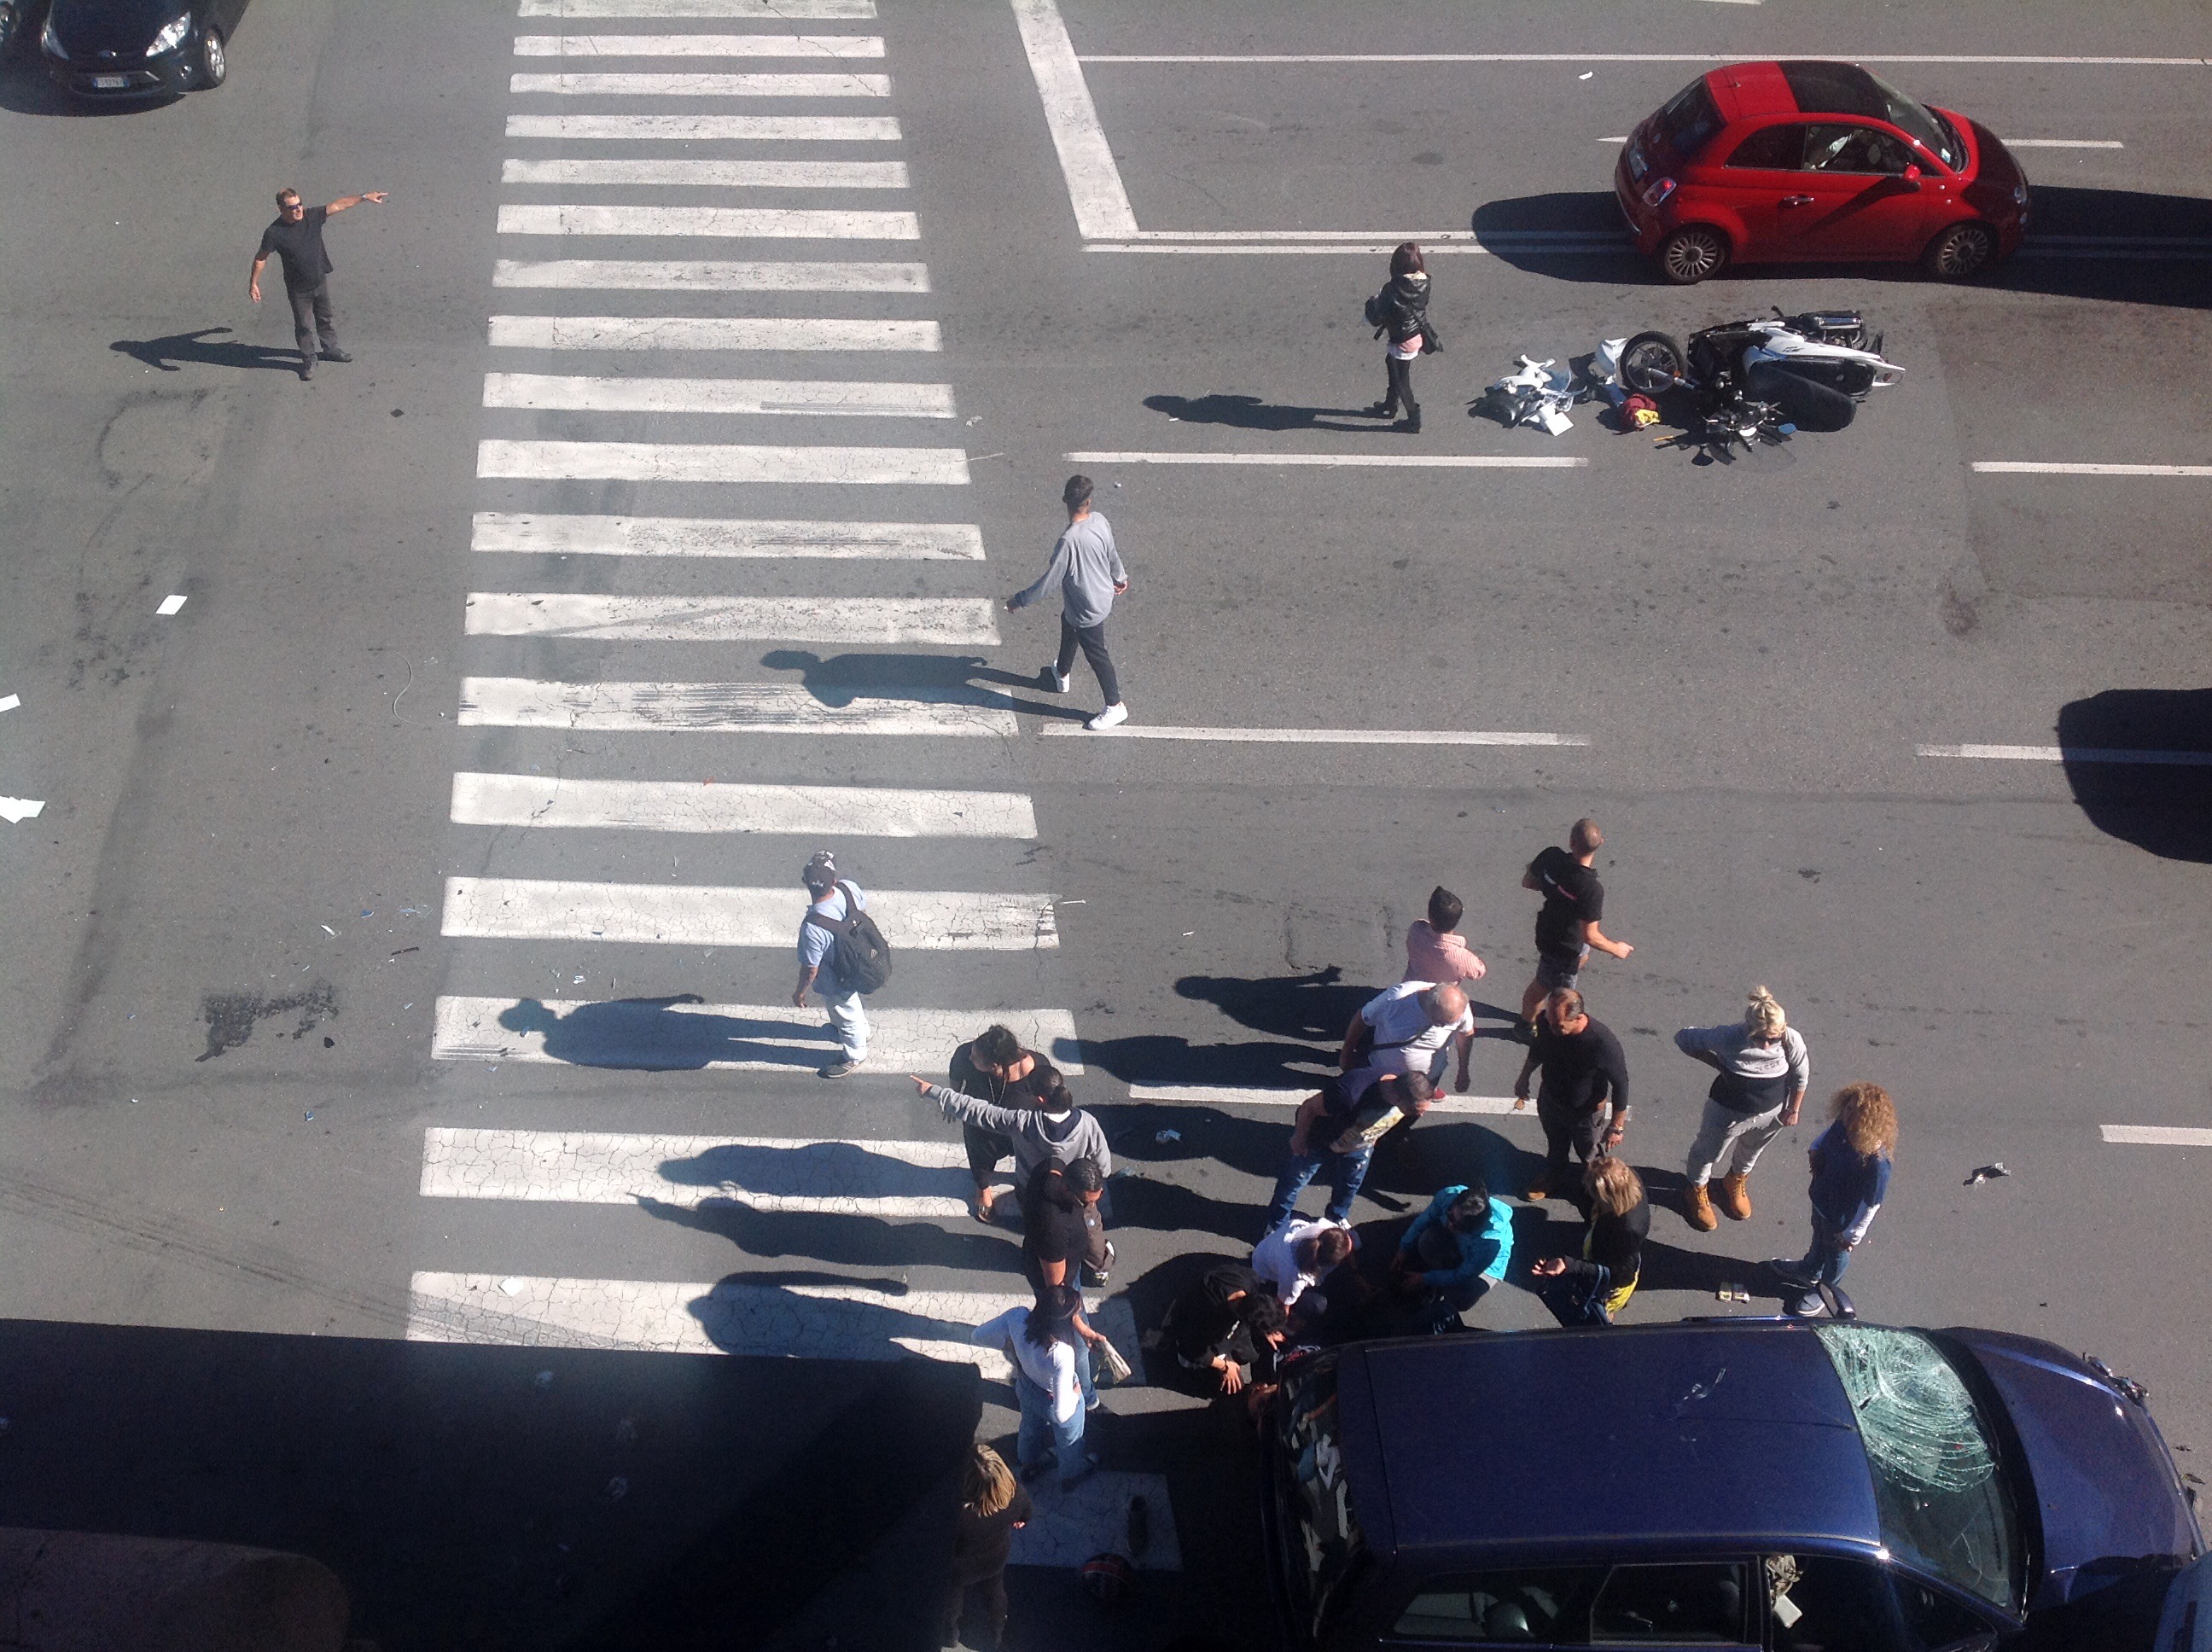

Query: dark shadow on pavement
left=1144, top=392, right=1383, bottom=433
left=759, top=648, right=1087, bottom=722
left=498, top=995, right=838, bottom=1072
left=2056, top=687, right=2212, bottom=863
left=1175, top=965, right=1373, bottom=1046
left=641, top=1194, right=1025, bottom=1274
left=111, top=326, right=300, bottom=374
left=1083, top=1030, right=1334, bottom=1091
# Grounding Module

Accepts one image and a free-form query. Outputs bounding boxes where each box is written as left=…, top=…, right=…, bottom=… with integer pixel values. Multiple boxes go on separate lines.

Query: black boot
left=1397, top=408, right=1422, bottom=434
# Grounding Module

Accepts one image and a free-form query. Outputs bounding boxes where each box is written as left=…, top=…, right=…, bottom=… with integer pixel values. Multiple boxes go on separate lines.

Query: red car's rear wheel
left=1657, top=225, right=1729, bottom=285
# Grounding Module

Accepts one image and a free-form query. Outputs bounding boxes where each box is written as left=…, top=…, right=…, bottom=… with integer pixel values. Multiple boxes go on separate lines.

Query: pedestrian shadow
left=1097, top=1102, right=1312, bottom=1182
left=1143, top=393, right=1382, bottom=433
left=759, top=649, right=1089, bottom=723
left=683, top=1275, right=1001, bottom=1360
left=110, top=327, right=300, bottom=375
left=639, top=1195, right=1025, bottom=1274
left=1107, top=1172, right=1270, bottom=1248
left=657, top=1139, right=975, bottom=1207
left=496, top=995, right=843, bottom=1072
left=1174, top=965, right=1374, bottom=1045
left=1083, top=1029, right=1336, bottom=1093
left=2055, top=687, right=2212, bottom=864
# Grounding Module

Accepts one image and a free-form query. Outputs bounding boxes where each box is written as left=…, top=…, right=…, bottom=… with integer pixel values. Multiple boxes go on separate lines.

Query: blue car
left=1263, top=1319, right=2203, bottom=1649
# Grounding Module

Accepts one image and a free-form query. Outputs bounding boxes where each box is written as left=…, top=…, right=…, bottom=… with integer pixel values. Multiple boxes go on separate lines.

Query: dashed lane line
left=431, top=998, right=1085, bottom=1070
left=497, top=204, right=920, bottom=238
left=518, top=0, right=877, bottom=15
left=1062, top=451, right=1587, bottom=468
left=1918, top=743, right=2212, bottom=765
left=1127, top=1084, right=1530, bottom=1116
left=486, top=315, right=940, bottom=350
left=1074, top=52, right=2212, bottom=67
left=1973, top=462, right=2212, bottom=475
left=457, top=678, right=1020, bottom=735
left=1041, top=724, right=1586, bottom=747
left=493, top=258, right=929, bottom=290
left=440, top=878, right=1060, bottom=950
left=450, top=771, right=1039, bottom=837
left=505, top=113, right=901, bottom=139
left=500, top=158, right=909, bottom=188
left=476, top=439, right=969, bottom=484
left=513, top=32, right=885, bottom=57
left=461, top=592, right=999, bottom=644
left=482, top=373, right=956, bottom=417
left=509, top=71, right=888, bottom=96
left=471, top=512, right=983, bottom=557
left=2101, top=1126, right=2212, bottom=1147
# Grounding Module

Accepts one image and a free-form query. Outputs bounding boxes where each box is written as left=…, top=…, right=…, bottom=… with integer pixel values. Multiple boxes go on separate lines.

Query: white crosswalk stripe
left=513, top=33, right=887, bottom=58
left=483, top=372, right=956, bottom=417
left=431, top=998, right=1084, bottom=1070
left=450, top=772, right=1039, bottom=836
left=506, top=113, right=901, bottom=140
left=510, top=71, right=889, bottom=96
left=498, top=204, right=919, bottom=238
left=518, top=0, right=877, bottom=17
left=500, top=158, right=909, bottom=188
left=462, top=592, right=998, bottom=643
left=488, top=315, right=940, bottom=351
left=494, top=258, right=928, bottom=290
left=477, top=439, right=969, bottom=483
left=457, top=677, right=1021, bottom=734
left=441, top=878, right=1060, bottom=949
left=472, top=512, right=984, bottom=558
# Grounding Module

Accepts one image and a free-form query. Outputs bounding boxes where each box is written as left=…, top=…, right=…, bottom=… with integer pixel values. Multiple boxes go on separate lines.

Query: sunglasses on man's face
left=281, top=201, right=303, bottom=212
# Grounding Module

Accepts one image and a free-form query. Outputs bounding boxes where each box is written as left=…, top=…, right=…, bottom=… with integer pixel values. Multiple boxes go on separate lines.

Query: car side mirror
left=1901, top=164, right=1923, bottom=190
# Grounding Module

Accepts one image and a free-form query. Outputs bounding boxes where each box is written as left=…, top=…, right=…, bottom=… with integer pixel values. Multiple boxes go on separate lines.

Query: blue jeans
left=1788, top=1214, right=1852, bottom=1311
left=1266, top=1144, right=1373, bottom=1229
left=1012, top=1358, right=1093, bottom=1485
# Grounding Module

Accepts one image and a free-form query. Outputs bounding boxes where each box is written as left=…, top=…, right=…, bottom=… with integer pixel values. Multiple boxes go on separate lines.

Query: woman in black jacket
left=942, top=1441, right=1031, bottom=1650
left=1365, top=241, right=1432, bottom=433
left=1531, top=1154, right=1650, bottom=1325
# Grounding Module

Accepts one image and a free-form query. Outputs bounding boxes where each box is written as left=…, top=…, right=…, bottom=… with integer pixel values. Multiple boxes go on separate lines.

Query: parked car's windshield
left=1777, top=61, right=1965, bottom=170
left=1814, top=1326, right=2022, bottom=1614
left=1276, top=1353, right=1371, bottom=1639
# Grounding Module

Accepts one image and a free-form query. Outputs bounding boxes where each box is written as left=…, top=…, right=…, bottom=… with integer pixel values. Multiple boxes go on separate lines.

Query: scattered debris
left=321, top=924, right=336, bottom=936
left=1963, top=1162, right=2009, bottom=1186
left=1479, top=355, right=1583, bottom=433
left=606, top=1477, right=629, bottom=1501
left=155, top=594, right=188, bottom=616
left=1717, top=1283, right=1749, bottom=1303
left=1153, top=1130, right=1182, bottom=1145
left=533, top=1369, right=554, bottom=1389
left=500, top=1278, right=527, bottom=1298
left=390, top=945, right=419, bottom=959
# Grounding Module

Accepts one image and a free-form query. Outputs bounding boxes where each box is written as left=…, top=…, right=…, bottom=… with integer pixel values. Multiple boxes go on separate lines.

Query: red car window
left=1725, top=125, right=1810, bottom=171
left=1801, top=124, right=1915, bottom=177
left=1654, top=77, right=1726, bottom=160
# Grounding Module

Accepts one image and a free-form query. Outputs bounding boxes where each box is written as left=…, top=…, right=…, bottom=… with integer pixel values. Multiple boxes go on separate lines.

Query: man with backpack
left=792, top=850, right=890, bottom=1079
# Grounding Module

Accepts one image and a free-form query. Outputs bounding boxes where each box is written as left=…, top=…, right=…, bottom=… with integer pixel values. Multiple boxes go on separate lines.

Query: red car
left=1615, top=60, right=2029, bottom=284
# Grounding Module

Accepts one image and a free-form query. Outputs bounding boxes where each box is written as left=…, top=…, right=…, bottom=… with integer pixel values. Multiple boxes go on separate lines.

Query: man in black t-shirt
left=1511, top=988, right=1632, bottom=1199
left=249, top=186, right=388, bottom=380
left=1517, top=817, right=1634, bottom=1022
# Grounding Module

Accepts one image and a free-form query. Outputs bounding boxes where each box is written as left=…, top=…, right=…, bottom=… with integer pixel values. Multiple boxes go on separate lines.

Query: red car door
left=1710, top=120, right=1813, bottom=261
left=1782, top=122, right=1930, bottom=260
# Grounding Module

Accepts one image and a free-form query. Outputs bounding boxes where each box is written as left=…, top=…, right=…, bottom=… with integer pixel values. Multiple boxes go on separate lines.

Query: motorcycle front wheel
left=1618, top=332, right=1686, bottom=396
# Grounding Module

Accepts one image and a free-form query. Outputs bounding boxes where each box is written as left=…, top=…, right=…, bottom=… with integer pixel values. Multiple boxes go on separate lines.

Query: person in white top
left=1250, top=1218, right=1353, bottom=1312
left=1338, top=980, right=1477, bottom=1094
left=969, top=1285, right=1107, bottom=1489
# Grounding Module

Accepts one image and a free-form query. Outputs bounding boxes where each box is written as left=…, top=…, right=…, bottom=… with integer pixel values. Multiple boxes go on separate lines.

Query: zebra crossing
left=416, top=17, right=1177, bottom=1570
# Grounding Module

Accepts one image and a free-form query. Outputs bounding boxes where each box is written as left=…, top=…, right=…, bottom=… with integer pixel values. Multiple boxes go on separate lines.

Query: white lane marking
left=2101, top=1126, right=2212, bottom=1147
left=450, top=772, right=1039, bottom=837
left=457, top=678, right=1021, bottom=735
left=462, top=593, right=999, bottom=644
left=514, top=32, right=885, bottom=57
left=156, top=594, right=188, bottom=615
left=1087, top=242, right=1600, bottom=256
left=501, top=158, right=908, bottom=188
left=1077, top=52, right=2212, bottom=67
left=495, top=258, right=928, bottom=290
left=472, top=513, right=983, bottom=558
left=0, top=799, right=45, bottom=824
left=2005, top=138, right=2126, bottom=148
left=1010, top=0, right=1139, bottom=240
left=432, top=998, right=1083, bottom=1070
left=1973, top=462, right=2212, bottom=476
left=1917, top=742, right=2212, bottom=765
left=422, top=1127, right=973, bottom=1216
left=1062, top=451, right=1587, bottom=468
left=476, top=439, right=969, bottom=484
left=407, top=1274, right=1139, bottom=1382
left=1127, top=1084, right=1529, bottom=1116
left=484, top=372, right=955, bottom=417
left=440, top=878, right=1059, bottom=950
left=518, top=0, right=876, bottom=15
left=498, top=204, right=919, bottom=239
left=1044, top=724, right=1586, bottom=747
left=487, top=316, right=940, bottom=351
left=510, top=70, right=886, bottom=96
left=0, top=694, right=19, bottom=712
left=506, top=113, right=899, bottom=138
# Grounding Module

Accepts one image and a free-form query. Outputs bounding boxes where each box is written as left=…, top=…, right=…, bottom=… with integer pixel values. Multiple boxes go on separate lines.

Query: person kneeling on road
left=1158, top=1261, right=1289, bottom=1398
left=1251, top=1217, right=1354, bottom=1317
left=1394, top=1179, right=1515, bottom=1329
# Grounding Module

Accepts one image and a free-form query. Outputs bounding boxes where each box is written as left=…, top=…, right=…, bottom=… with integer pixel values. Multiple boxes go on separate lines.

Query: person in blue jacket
left=1393, top=1178, right=1515, bottom=1328
left=1771, top=1081, right=1897, bottom=1318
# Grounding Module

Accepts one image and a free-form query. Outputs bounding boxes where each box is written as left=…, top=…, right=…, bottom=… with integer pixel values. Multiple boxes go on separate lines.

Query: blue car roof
left=1356, top=1321, right=1885, bottom=1558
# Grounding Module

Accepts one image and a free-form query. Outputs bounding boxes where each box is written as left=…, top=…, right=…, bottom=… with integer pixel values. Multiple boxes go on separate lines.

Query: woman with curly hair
left=942, top=1441, right=1030, bottom=1650
left=1772, top=1081, right=1897, bottom=1319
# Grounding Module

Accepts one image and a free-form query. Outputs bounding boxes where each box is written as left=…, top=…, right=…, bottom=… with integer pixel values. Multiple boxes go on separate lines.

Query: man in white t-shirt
left=1338, top=980, right=1476, bottom=1094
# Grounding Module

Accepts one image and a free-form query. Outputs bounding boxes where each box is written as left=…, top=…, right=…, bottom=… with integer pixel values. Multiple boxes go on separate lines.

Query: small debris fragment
left=1154, top=1129, right=1181, bottom=1144
left=304, top=1112, right=314, bottom=1121
left=606, top=1476, right=629, bottom=1501
left=1963, top=1162, right=2009, bottom=1186
left=321, top=924, right=336, bottom=936
left=500, top=1277, right=527, bottom=1297
left=390, top=946, right=419, bottom=958
left=1717, top=1283, right=1749, bottom=1303
left=533, top=1369, right=554, bottom=1388
left=156, top=594, right=188, bottom=616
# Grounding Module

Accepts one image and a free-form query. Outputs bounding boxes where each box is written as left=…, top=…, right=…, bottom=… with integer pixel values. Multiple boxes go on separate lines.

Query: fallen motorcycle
left=1615, top=308, right=1904, bottom=458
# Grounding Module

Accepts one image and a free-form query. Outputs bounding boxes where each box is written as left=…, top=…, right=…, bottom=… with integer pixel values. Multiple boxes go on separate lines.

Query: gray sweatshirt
left=1010, top=513, right=1125, bottom=629
left=923, top=1083, right=1114, bottom=1179
left=1674, top=1023, right=1811, bottom=1098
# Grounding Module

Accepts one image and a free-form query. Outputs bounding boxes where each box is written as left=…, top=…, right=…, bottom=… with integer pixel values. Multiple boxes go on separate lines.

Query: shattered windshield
left=1815, top=1326, right=2022, bottom=1614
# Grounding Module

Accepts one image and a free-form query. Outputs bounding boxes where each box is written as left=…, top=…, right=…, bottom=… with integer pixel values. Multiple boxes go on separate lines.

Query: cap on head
left=801, top=850, right=837, bottom=890
left=1062, top=474, right=1093, bottom=509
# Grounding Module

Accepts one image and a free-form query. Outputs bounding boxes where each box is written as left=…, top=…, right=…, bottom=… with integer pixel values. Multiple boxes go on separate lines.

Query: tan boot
left=1716, top=1171, right=1753, bottom=1222
left=1683, top=1181, right=1719, bottom=1232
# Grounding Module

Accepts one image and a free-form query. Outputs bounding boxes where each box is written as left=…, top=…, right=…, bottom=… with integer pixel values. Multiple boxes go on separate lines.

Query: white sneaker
left=1086, top=702, right=1129, bottom=731
left=1039, top=666, right=1071, bottom=694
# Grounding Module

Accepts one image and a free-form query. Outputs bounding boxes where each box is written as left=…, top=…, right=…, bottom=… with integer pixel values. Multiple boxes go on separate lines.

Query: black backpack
left=804, top=881, right=893, bottom=994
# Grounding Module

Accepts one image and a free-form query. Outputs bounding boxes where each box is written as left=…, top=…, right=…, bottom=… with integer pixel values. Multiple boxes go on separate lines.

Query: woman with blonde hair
left=1673, top=986, right=1810, bottom=1232
left=1773, top=1082, right=1897, bottom=1319
left=1530, top=1155, right=1650, bottom=1324
left=941, top=1440, right=1031, bottom=1649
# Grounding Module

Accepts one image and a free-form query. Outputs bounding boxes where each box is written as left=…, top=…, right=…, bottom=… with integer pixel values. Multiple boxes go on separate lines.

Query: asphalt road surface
left=0, top=0, right=2208, bottom=1646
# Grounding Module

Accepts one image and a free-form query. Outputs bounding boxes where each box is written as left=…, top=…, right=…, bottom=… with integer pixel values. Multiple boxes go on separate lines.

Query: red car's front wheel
left=1923, top=220, right=1996, bottom=280
left=1657, top=225, right=1729, bottom=285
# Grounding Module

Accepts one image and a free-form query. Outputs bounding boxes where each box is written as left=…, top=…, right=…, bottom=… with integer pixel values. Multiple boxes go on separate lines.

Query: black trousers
left=1382, top=353, right=1419, bottom=419
left=941, top=1569, right=1009, bottom=1646
left=287, top=282, right=339, bottom=358
left=1056, top=616, right=1121, bottom=705
left=963, top=1122, right=1014, bottom=1190
left=1539, top=1098, right=1602, bottom=1185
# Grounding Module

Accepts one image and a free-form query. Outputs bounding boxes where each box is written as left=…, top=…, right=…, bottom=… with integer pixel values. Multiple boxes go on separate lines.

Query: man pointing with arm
left=250, top=187, right=387, bottom=381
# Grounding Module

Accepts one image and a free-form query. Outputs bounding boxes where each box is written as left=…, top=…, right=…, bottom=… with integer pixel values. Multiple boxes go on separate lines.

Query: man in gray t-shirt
left=1008, top=474, right=1131, bottom=731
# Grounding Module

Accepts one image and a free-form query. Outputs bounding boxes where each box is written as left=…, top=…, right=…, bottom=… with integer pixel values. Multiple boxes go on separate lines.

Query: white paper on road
left=471, top=512, right=983, bottom=558
left=0, top=798, right=45, bottom=824
left=457, top=678, right=1021, bottom=735
left=450, top=772, right=1038, bottom=837
left=461, top=592, right=998, bottom=644
left=482, top=373, right=956, bottom=417
left=431, top=997, right=1085, bottom=1072
left=476, top=439, right=969, bottom=485
left=440, top=878, right=1060, bottom=949
left=487, top=315, right=939, bottom=351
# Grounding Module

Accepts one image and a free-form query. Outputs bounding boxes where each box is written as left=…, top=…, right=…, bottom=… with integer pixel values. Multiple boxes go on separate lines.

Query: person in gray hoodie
left=908, top=1072, right=1113, bottom=1195
left=1007, top=474, right=1131, bottom=731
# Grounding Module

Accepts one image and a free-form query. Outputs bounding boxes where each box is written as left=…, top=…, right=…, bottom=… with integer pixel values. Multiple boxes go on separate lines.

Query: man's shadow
left=1145, top=393, right=1382, bottom=433
left=759, top=649, right=1086, bottom=723
left=498, top=996, right=841, bottom=1072
left=111, top=327, right=300, bottom=375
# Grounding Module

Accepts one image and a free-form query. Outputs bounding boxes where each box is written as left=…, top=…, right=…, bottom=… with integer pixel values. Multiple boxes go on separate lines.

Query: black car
left=1264, top=1319, right=2203, bottom=1649
left=37, top=0, right=245, bottom=97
